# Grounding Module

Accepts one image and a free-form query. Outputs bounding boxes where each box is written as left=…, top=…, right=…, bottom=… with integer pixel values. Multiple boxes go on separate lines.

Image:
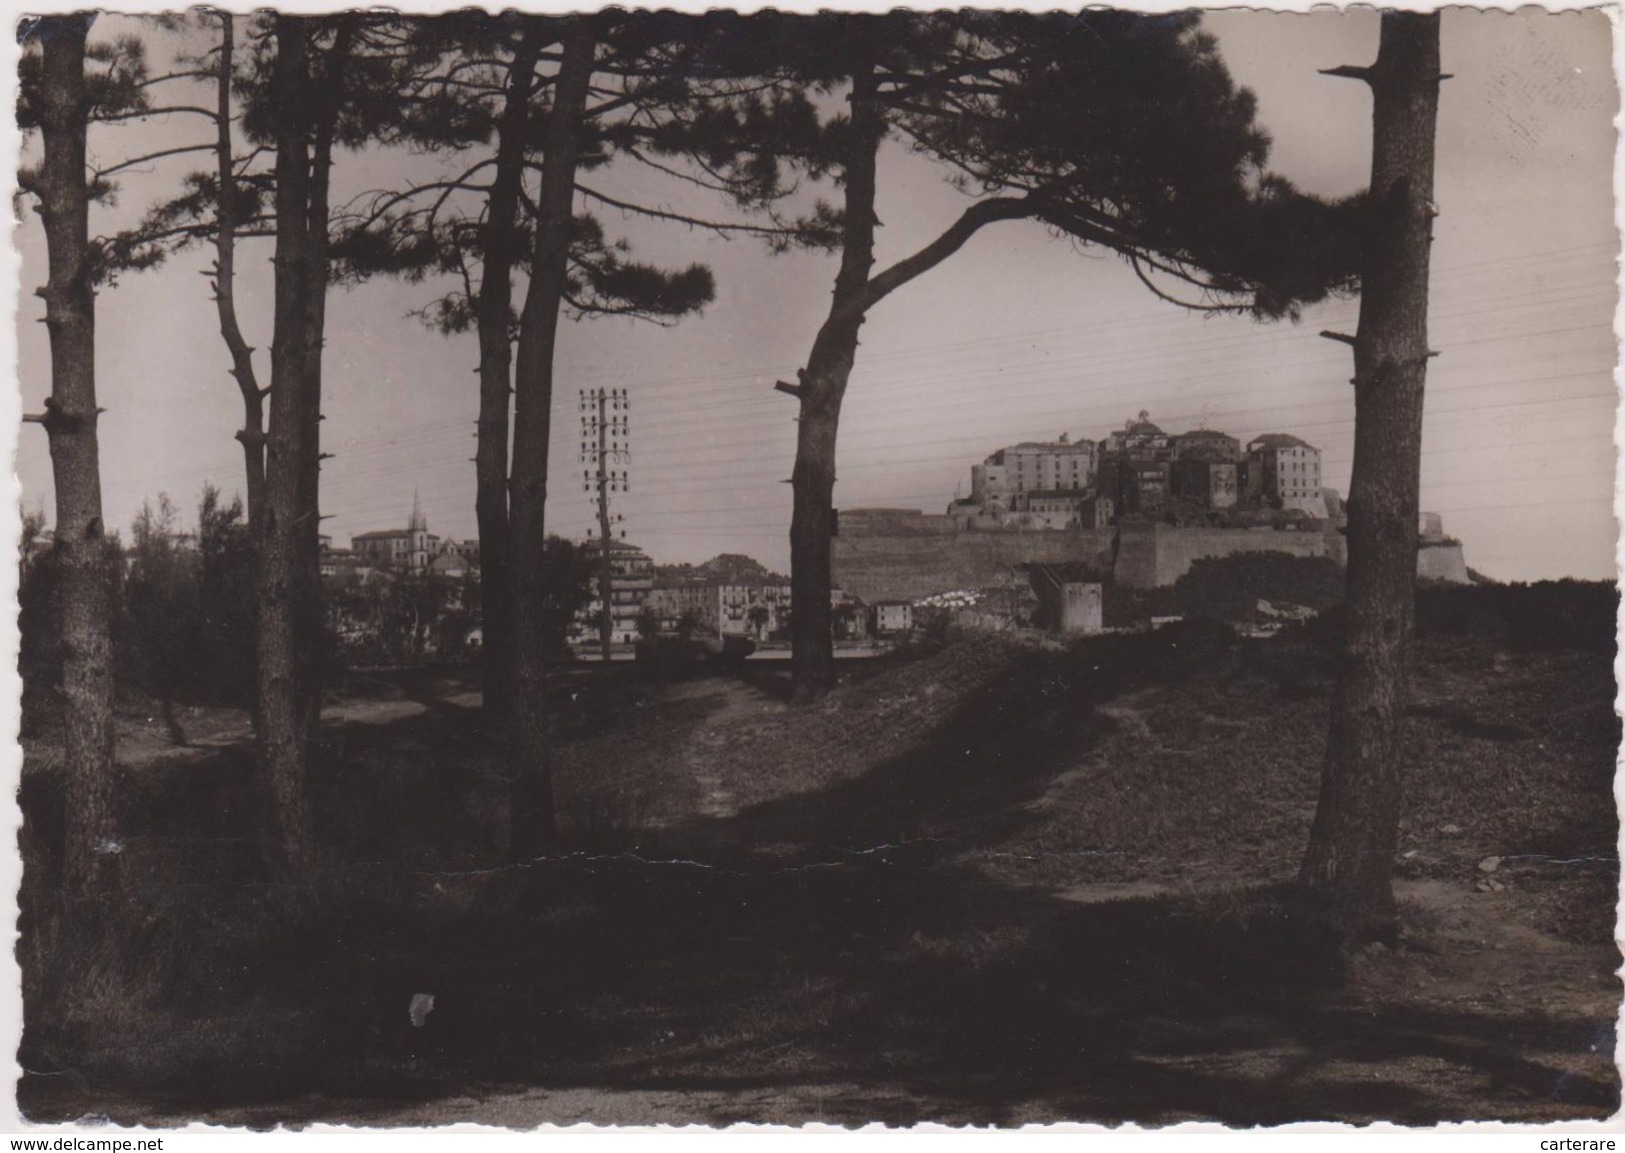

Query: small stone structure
left=1027, top=565, right=1104, bottom=635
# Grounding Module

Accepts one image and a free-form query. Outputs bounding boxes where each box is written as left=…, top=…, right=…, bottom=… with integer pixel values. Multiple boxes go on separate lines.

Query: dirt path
left=661, top=678, right=787, bottom=822
left=24, top=636, right=1614, bottom=1129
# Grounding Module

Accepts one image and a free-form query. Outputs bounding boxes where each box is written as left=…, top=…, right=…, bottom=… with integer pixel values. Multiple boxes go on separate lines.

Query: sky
left=11, top=8, right=1620, bottom=581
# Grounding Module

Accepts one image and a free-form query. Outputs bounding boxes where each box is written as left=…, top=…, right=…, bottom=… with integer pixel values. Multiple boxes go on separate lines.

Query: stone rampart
left=1417, top=541, right=1471, bottom=584
left=1114, top=522, right=1329, bottom=588
left=832, top=515, right=1115, bottom=603
left=833, top=508, right=1468, bottom=601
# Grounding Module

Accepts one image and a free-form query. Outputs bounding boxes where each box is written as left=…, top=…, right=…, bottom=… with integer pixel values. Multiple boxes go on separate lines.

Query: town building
left=345, top=494, right=480, bottom=576
left=1099, top=412, right=1175, bottom=462
left=870, top=601, right=913, bottom=635
left=646, top=578, right=862, bottom=641
left=318, top=546, right=365, bottom=578
left=1105, top=459, right=1170, bottom=516
left=1247, top=433, right=1327, bottom=517
left=646, top=579, right=793, bottom=639
left=1172, top=429, right=1241, bottom=462
left=1169, top=456, right=1240, bottom=509
left=351, top=492, right=440, bottom=571
left=1095, top=413, right=1184, bottom=516
left=1020, top=489, right=1097, bottom=529
left=571, top=537, right=655, bottom=649
left=971, top=434, right=1098, bottom=514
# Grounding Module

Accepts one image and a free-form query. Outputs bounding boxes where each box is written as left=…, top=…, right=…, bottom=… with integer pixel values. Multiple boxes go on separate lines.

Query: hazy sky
left=12, top=8, right=1619, bottom=581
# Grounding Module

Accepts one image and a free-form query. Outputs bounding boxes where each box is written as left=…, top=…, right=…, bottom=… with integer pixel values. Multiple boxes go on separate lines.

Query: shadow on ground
left=18, top=631, right=1621, bottom=1127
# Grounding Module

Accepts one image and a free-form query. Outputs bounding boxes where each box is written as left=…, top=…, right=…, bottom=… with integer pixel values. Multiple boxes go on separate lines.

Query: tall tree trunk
left=1299, top=11, right=1441, bottom=942
left=788, top=60, right=882, bottom=705
left=33, top=17, right=118, bottom=897
left=474, top=31, right=541, bottom=729
left=782, top=67, right=1032, bottom=705
left=256, top=14, right=319, bottom=879
left=507, top=21, right=596, bottom=858
left=296, top=24, right=350, bottom=723
left=212, top=12, right=267, bottom=531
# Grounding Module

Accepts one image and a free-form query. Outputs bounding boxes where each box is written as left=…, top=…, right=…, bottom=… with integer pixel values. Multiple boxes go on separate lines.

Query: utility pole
left=580, top=387, right=630, bottom=662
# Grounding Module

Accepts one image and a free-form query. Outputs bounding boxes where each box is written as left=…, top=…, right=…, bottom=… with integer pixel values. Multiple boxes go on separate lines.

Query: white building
left=970, top=434, right=1098, bottom=516
left=1247, top=433, right=1327, bottom=518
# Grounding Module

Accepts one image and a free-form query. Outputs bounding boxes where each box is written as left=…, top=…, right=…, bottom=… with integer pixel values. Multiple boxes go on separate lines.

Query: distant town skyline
left=12, top=8, right=1618, bottom=582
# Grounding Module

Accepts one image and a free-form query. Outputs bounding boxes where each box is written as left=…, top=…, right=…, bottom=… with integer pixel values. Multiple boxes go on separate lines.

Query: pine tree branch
left=233, top=145, right=271, bottom=176
left=1128, top=255, right=1250, bottom=314
left=92, top=142, right=216, bottom=180
left=618, top=144, right=737, bottom=195
left=574, top=182, right=813, bottom=239
left=337, top=161, right=499, bottom=233
left=93, top=104, right=217, bottom=123
left=135, top=68, right=217, bottom=89
left=837, top=195, right=1035, bottom=322
left=563, top=291, right=680, bottom=325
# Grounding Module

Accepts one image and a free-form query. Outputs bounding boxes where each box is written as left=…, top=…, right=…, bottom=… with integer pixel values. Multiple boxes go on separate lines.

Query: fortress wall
left=1113, top=525, right=1161, bottom=589
left=837, top=509, right=960, bottom=537
left=836, top=511, right=1466, bottom=602
left=1418, top=542, right=1471, bottom=584
left=1153, top=526, right=1327, bottom=586
left=1115, top=524, right=1328, bottom=588
left=833, top=524, right=1115, bottom=603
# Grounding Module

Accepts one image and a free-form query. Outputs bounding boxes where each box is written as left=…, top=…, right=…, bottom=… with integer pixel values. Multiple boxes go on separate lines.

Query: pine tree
left=757, top=12, right=1362, bottom=702
left=328, top=12, right=836, bottom=855
left=94, top=15, right=422, bottom=878
left=1298, top=11, right=1444, bottom=943
left=17, top=14, right=150, bottom=899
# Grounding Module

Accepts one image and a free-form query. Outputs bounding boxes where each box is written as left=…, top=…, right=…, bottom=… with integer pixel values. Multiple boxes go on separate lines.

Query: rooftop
left=579, top=536, right=650, bottom=558
left=1249, top=433, right=1316, bottom=451
left=1177, top=429, right=1238, bottom=441
left=1007, top=440, right=1094, bottom=452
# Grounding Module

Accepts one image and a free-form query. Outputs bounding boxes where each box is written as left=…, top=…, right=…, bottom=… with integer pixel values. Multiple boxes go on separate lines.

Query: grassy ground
left=16, top=591, right=1621, bottom=1126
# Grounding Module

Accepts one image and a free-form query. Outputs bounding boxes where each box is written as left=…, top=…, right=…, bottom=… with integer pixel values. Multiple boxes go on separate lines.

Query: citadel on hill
left=834, top=412, right=1470, bottom=605
left=950, top=411, right=1328, bottom=531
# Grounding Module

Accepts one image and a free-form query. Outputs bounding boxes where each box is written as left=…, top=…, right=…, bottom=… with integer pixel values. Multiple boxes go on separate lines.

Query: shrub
left=1415, top=581, right=1617, bottom=655
left=1173, top=552, right=1345, bottom=624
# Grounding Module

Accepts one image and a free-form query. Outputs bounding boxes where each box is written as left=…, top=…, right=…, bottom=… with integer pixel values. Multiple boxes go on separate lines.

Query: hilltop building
left=1100, top=411, right=1175, bottom=461
left=1172, top=429, right=1241, bottom=461
left=1247, top=433, right=1327, bottom=517
left=949, top=412, right=1332, bottom=530
left=969, top=434, right=1098, bottom=519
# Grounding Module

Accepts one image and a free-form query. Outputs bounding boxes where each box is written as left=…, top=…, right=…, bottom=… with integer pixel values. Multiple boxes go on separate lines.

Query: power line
left=170, top=260, right=1610, bottom=482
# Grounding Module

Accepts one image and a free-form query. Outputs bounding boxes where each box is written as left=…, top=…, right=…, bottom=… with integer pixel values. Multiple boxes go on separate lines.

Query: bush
left=1173, top=552, right=1345, bottom=624
left=1416, top=580, right=1617, bottom=655
left=1102, top=583, right=1178, bottom=627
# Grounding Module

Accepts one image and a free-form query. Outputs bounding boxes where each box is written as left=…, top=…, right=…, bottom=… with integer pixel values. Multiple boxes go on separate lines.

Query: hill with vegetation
left=19, top=582, right=1619, bottom=1125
